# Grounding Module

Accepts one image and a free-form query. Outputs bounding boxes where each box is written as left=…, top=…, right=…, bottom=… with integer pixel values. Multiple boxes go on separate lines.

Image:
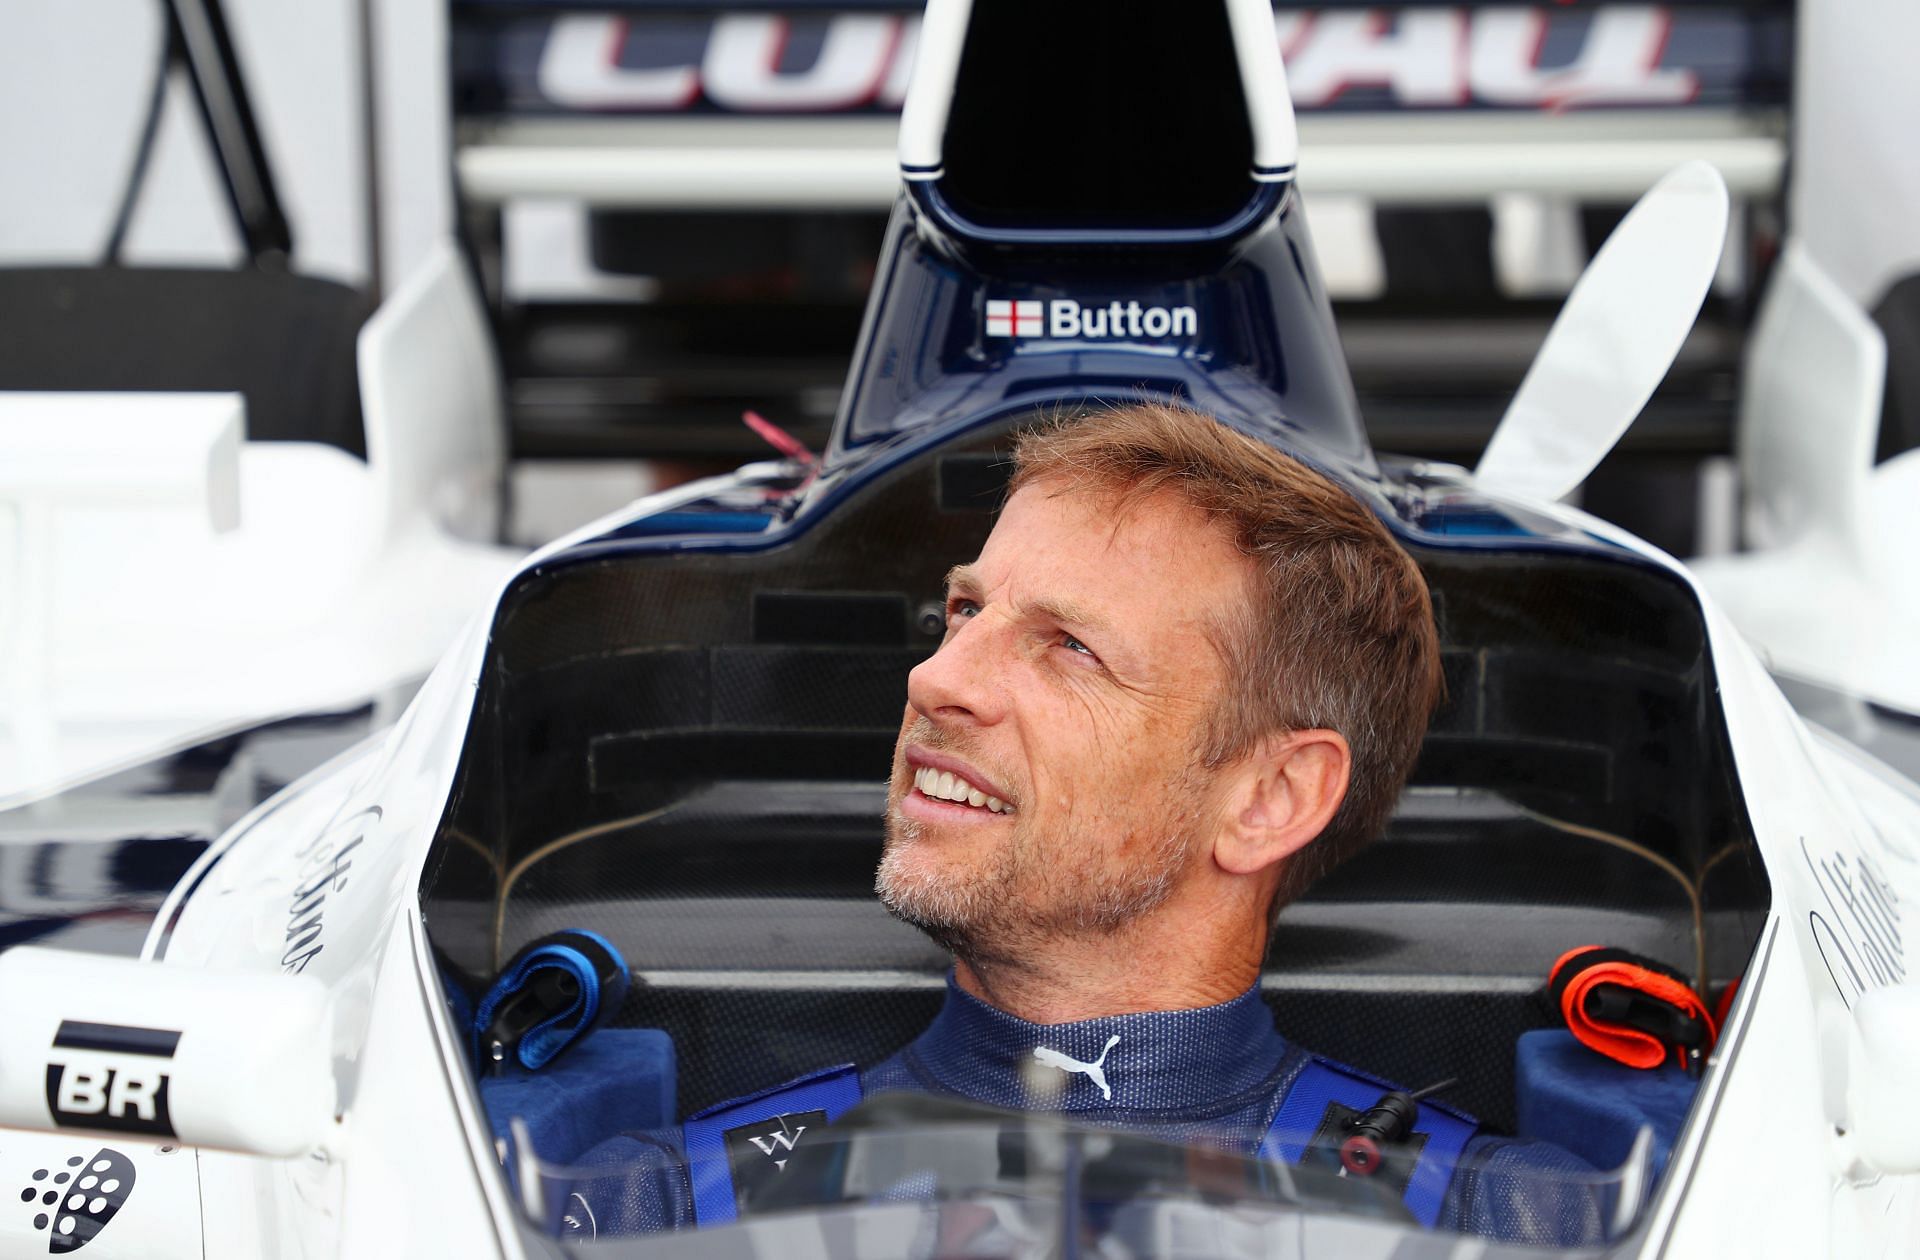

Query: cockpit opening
left=418, top=412, right=1768, bottom=1244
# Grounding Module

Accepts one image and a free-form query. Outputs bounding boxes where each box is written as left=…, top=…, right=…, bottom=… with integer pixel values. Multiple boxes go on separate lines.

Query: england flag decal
left=986, top=297, right=1198, bottom=341
left=985, top=300, right=1044, bottom=338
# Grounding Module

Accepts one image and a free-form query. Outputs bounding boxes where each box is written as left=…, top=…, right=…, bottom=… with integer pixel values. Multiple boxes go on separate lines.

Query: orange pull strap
left=1548, top=946, right=1716, bottom=1072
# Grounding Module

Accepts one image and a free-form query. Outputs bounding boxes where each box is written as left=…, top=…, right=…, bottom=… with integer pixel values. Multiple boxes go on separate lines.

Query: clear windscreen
left=512, top=1095, right=1646, bottom=1255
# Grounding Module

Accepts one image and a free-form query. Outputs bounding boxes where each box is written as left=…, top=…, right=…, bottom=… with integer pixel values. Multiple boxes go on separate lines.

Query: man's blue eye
left=947, top=601, right=979, bottom=624
left=1062, top=635, right=1093, bottom=656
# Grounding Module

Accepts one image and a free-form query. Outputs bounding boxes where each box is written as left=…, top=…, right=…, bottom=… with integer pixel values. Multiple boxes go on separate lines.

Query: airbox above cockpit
left=932, top=0, right=1260, bottom=234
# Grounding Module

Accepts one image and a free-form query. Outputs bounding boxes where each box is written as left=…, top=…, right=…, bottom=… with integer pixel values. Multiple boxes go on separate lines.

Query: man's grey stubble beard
left=875, top=808, right=1017, bottom=963
left=874, top=780, right=1206, bottom=966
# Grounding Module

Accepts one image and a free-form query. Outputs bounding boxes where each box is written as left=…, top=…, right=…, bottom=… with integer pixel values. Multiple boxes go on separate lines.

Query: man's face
left=878, top=479, right=1254, bottom=960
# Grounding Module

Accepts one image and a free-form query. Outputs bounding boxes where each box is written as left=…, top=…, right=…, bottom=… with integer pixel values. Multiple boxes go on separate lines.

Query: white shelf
left=457, top=110, right=1786, bottom=208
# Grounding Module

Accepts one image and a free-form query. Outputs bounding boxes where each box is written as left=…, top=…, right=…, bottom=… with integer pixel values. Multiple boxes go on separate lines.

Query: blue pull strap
left=1261, top=1058, right=1478, bottom=1228
left=683, top=1065, right=865, bottom=1226
left=472, top=929, right=629, bottom=1072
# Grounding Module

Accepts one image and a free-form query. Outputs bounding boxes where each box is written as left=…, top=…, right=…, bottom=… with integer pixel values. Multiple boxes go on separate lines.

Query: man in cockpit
left=566, top=403, right=1601, bottom=1244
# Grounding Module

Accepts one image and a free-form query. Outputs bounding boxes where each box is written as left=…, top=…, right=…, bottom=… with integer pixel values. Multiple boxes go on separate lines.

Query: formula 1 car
left=1, top=2, right=1916, bottom=1257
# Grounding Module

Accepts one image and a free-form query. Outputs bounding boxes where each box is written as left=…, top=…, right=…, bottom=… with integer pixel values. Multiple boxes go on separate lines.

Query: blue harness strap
left=682, top=1065, right=865, bottom=1226
left=1260, top=1057, right=1478, bottom=1228
left=682, top=1056, right=1474, bottom=1228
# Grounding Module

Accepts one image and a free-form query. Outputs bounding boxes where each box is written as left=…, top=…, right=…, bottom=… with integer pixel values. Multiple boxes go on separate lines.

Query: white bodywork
left=0, top=460, right=1914, bottom=1258
left=1688, top=242, right=1920, bottom=718
left=0, top=467, right=749, bottom=1259
left=0, top=243, right=524, bottom=809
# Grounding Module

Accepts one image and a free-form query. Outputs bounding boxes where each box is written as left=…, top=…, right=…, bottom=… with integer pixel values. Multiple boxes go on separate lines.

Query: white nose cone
left=1476, top=160, right=1730, bottom=505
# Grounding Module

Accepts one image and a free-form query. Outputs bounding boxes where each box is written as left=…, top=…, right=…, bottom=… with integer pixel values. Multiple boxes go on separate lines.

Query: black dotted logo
left=17, top=1148, right=133, bottom=1253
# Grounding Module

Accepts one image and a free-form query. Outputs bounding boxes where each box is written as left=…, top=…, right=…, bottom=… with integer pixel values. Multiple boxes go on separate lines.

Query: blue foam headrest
left=1514, top=1029, right=1698, bottom=1177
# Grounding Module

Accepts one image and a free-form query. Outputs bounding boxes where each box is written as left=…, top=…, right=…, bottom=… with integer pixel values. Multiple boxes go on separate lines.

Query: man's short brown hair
left=1008, top=402, right=1442, bottom=910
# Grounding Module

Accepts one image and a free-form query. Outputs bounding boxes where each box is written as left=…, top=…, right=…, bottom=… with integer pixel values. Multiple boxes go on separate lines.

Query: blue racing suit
left=560, top=976, right=1605, bottom=1246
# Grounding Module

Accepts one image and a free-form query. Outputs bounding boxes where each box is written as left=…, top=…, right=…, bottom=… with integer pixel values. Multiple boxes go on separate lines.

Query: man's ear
left=1213, top=729, right=1351, bottom=877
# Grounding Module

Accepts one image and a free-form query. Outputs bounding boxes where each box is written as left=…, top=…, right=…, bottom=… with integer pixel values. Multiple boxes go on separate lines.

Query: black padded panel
left=1872, top=271, right=1920, bottom=464
left=753, top=592, right=911, bottom=646
left=0, top=266, right=369, bottom=457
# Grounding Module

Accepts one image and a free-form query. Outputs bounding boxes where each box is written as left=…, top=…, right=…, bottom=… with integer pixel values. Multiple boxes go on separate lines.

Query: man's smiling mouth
left=911, top=766, right=1012, bottom=814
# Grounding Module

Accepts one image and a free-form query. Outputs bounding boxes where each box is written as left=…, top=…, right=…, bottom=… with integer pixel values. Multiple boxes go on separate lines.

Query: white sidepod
left=0, top=947, right=337, bottom=1159
left=1840, top=982, right=1920, bottom=1177
left=1688, top=241, right=1920, bottom=715
left=0, top=1131, right=203, bottom=1259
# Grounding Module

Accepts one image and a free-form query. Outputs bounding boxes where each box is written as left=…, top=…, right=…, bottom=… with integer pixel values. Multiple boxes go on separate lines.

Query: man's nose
left=907, top=615, right=1008, bottom=727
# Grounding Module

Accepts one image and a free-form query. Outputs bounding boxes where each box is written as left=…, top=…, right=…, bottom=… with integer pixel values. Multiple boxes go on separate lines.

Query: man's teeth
left=913, top=766, right=1010, bottom=813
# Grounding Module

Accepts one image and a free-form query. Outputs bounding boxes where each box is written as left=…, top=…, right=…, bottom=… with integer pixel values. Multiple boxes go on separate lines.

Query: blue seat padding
left=479, top=1028, right=677, bottom=1166
left=1514, top=1029, right=1696, bottom=1176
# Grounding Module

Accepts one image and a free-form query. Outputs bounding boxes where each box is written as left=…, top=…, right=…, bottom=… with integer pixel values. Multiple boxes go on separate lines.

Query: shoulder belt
left=682, top=1064, right=865, bottom=1226
left=1259, top=1056, right=1478, bottom=1229
left=683, top=1057, right=1477, bottom=1229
